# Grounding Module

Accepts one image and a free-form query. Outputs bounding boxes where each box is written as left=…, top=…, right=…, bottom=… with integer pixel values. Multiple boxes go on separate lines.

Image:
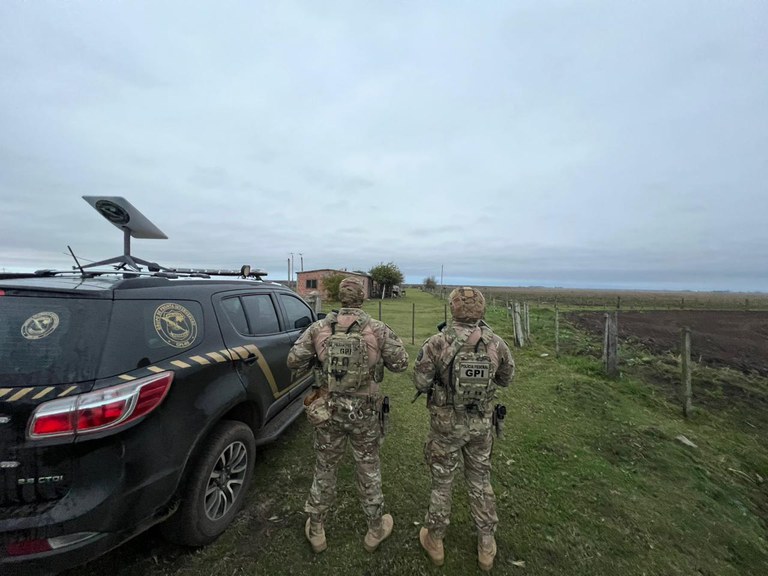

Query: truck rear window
left=0, top=296, right=204, bottom=386
left=0, top=295, right=111, bottom=386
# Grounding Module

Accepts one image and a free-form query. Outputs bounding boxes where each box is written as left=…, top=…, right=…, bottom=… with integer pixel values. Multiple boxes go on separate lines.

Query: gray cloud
left=0, top=1, right=766, bottom=291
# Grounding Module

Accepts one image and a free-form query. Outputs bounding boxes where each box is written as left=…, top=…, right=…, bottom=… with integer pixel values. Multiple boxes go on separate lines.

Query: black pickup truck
left=0, top=269, right=315, bottom=574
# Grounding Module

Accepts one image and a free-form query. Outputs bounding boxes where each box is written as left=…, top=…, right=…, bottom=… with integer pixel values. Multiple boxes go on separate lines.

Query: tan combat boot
left=478, top=532, right=497, bottom=571
left=419, top=527, right=445, bottom=566
left=304, top=517, right=327, bottom=553
left=363, top=513, right=394, bottom=552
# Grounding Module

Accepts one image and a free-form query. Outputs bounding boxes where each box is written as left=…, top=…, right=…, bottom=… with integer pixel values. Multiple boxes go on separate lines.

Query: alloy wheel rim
left=204, top=440, right=248, bottom=521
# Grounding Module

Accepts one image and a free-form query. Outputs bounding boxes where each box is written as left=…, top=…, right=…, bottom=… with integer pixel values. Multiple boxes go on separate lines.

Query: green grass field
left=444, top=285, right=768, bottom=312
left=71, top=289, right=768, bottom=576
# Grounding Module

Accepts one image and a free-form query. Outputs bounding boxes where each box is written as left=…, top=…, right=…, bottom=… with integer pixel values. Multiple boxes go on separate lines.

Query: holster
left=492, top=403, right=506, bottom=438
left=379, top=396, right=390, bottom=437
left=304, top=387, right=331, bottom=426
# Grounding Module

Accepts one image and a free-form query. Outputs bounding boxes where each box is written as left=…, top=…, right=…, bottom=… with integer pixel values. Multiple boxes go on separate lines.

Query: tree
left=369, top=262, right=404, bottom=298
left=322, top=273, right=345, bottom=302
left=423, top=276, right=437, bottom=292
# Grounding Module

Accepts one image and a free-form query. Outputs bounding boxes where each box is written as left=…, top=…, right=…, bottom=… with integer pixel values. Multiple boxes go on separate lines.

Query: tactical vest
left=443, top=326, right=496, bottom=410
left=317, top=313, right=380, bottom=394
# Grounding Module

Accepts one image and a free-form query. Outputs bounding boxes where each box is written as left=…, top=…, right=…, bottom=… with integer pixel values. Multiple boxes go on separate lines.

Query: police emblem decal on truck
left=153, top=303, right=198, bottom=348
left=20, top=311, right=61, bottom=340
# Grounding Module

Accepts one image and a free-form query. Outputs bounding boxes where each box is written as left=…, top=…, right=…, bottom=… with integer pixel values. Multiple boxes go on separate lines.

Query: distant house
left=296, top=269, right=378, bottom=301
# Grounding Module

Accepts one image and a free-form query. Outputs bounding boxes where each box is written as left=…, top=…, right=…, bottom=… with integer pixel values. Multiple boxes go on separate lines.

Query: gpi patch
left=153, top=303, right=198, bottom=348
left=453, top=352, right=493, bottom=408
left=21, top=312, right=60, bottom=340
left=461, top=361, right=490, bottom=380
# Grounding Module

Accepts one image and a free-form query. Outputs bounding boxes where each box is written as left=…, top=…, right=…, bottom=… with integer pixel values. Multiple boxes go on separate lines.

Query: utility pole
left=440, top=264, right=444, bottom=299
left=299, top=253, right=304, bottom=272
left=290, top=252, right=294, bottom=288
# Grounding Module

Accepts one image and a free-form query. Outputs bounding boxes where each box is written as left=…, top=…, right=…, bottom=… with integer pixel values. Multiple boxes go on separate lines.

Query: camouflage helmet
left=449, top=287, right=485, bottom=321
left=338, top=276, right=365, bottom=307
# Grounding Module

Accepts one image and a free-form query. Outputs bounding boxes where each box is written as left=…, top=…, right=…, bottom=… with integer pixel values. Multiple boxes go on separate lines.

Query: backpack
left=445, top=327, right=495, bottom=410
left=323, top=320, right=370, bottom=393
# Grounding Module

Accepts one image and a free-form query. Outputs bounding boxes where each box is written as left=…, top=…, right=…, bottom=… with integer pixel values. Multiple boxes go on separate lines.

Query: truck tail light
left=28, top=371, right=174, bottom=440
left=6, top=532, right=99, bottom=556
left=5, top=538, right=52, bottom=556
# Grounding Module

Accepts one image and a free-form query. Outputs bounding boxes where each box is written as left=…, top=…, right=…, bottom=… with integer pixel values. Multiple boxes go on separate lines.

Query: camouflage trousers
left=424, top=406, right=498, bottom=539
left=305, top=398, right=384, bottom=527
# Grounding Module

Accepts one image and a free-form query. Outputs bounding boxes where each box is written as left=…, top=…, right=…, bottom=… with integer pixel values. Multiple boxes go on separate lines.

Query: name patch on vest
left=461, top=361, right=491, bottom=379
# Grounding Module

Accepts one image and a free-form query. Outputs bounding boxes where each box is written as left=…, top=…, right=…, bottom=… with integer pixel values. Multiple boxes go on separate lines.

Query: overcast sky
left=1, top=1, right=766, bottom=291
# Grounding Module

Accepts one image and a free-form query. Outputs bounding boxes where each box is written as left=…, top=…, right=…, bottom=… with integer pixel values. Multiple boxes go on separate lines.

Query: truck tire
left=161, top=420, right=256, bottom=546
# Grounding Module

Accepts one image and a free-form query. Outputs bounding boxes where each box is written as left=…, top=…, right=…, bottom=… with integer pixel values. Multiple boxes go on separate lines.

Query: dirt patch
left=566, top=310, right=768, bottom=425
left=567, top=310, right=768, bottom=376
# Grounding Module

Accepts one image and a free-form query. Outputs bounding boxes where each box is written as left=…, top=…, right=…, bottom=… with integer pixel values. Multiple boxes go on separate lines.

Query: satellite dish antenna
left=81, top=196, right=168, bottom=271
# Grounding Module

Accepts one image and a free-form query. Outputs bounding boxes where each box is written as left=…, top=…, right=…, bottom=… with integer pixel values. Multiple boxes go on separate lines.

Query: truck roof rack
left=170, top=266, right=268, bottom=279
left=17, top=265, right=268, bottom=281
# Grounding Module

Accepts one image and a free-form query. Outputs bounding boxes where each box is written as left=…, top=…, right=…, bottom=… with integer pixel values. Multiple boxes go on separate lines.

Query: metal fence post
left=604, top=312, right=618, bottom=377
left=681, top=327, right=692, bottom=417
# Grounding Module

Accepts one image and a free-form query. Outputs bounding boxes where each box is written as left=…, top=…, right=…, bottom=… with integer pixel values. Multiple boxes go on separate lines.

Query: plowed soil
left=567, top=310, right=768, bottom=376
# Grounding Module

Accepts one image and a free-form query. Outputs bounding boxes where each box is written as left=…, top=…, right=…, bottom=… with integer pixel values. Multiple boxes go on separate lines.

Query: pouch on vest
left=304, top=387, right=330, bottom=426
left=324, top=321, right=369, bottom=393
left=452, top=338, right=494, bottom=410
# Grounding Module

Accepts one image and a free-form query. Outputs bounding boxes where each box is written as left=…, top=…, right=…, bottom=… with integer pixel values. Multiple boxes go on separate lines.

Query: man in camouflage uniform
left=287, top=276, right=409, bottom=554
left=413, top=287, right=514, bottom=571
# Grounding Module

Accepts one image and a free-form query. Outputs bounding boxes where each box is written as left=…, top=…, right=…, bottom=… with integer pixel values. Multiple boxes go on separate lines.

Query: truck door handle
left=243, top=355, right=258, bottom=366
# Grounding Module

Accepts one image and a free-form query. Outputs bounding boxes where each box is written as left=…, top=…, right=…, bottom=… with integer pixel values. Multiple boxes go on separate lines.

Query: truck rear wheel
left=162, top=420, right=256, bottom=546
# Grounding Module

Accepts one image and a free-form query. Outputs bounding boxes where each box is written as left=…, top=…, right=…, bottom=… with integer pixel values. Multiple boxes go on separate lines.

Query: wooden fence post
left=378, top=300, right=382, bottom=321
left=510, top=303, right=517, bottom=343
left=681, top=327, right=692, bottom=417
left=524, top=302, right=531, bottom=339
left=603, top=312, right=618, bottom=377
left=555, top=303, right=560, bottom=357
left=513, top=302, right=525, bottom=347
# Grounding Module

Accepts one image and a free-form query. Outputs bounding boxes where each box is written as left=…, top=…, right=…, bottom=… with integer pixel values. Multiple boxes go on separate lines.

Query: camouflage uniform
left=413, top=287, right=513, bottom=569
left=287, top=278, right=408, bottom=546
